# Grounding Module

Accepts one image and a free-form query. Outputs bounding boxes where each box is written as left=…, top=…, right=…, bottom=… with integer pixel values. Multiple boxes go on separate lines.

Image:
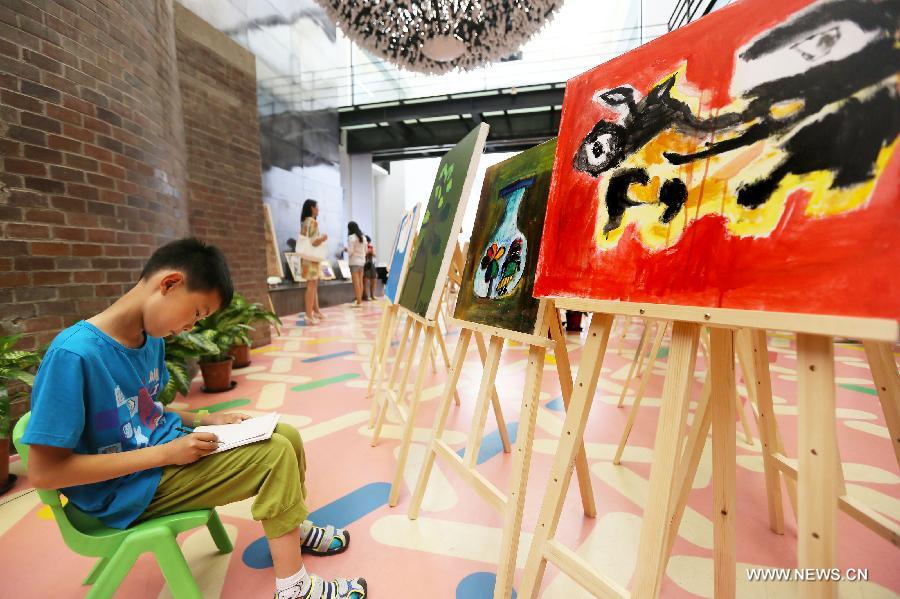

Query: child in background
left=363, top=235, right=377, bottom=301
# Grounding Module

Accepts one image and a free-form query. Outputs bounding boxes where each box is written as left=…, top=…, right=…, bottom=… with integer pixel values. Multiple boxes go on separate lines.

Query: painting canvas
left=383, top=203, right=422, bottom=303
left=399, top=123, right=490, bottom=320
left=454, top=139, right=557, bottom=335
left=284, top=252, right=305, bottom=282
left=320, top=262, right=336, bottom=280
left=535, top=0, right=899, bottom=320
left=337, top=259, right=351, bottom=279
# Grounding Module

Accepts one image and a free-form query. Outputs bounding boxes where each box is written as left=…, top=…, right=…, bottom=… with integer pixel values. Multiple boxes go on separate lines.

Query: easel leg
left=389, top=324, right=436, bottom=507
left=862, top=341, right=900, bottom=470
left=373, top=320, right=419, bottom=446
left=796, top=334, right=838, bottom=599
left=617, top=315, right=632, bottom=356
left=435, top=321, right=462, bottom=406
left=744, top=328, right=787, bottom=534
left=632, top=321, right=700, bottom=599
left=463, top=336, right=505, bottom=469
left=614, top=321, right=668, bottom=464
left=710, top=329, right=736, bottom=599
left=549, top=307, right=596, bottom=518
left=476, top=332, right=511, bottom=454
left=618, top=319, right=651, bottom=407
left=368, top=304, right=396, bottom=398
left=519, top=314, right=614, bottom=599
left=371, top=316, right=413, bottom=434
left=495, top=344, right=546, bottom=599
left=409, top=329, right=473, bottom=520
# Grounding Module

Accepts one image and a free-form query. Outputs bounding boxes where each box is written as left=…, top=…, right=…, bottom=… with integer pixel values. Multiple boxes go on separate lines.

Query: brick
left=6, top=125, right=46, bottom=145
left=47, top=134, right=81, bottom=152
left=23, top=144, right=62, bottom=164
left=24, top=315, right=63, bottom=333
left=49, top=165, right=85, bottom=183
left=22, top=49, right=62, bottom=74
left=21, top=111, right=61, bottom=134
left=71, top=243, right=101, bottom=257
left=24, top=208, right=64, bottom=224
left=32, top=271, right=72, bottom=286
left=14, top=255, right=54, bottom=270
left=35, top=299, right=77, bottom=316
left=86, top=172, right=114, bottom=188
left=61, top=123, right=94, bottom=143
left=99, top=162, right=124, bottom=179
left=0, top=271, right=29, bottom=288
left=4, top=157, right=45, bottom=176
left=54, top=256, right=91, bottom=270
left=24, top=176, right=64, bottom=193
left=86, top=228, right=116, bottom=243
left=31, top=241, right=70, bottom=256
left=57, top=284, right=94, bottom=300
left=82, top=143, right=111, bottom=162
left=64, top=153, right=97, bottom=172
left=41, top=42, right=79, bottom=70
left=19, top=79, right=60, bottom=103
left=96, top=134, right=122, bottom=154
left=51, top=225, right=86, bottom=241
left=49, top=195, right=85, bottom=212
left=95, top=284, right=123, bottom=297
left=61, top=92, right=94, bottom=116
left=16, top=286, right=58, bottom=302
left=82, top=115, right=110, bottom=135
left=73, top=270, right=104, bottom=283
left=5, top=222, right=49, bottom=239
left=1, top=88, right=42, bottom=112
left=67, top=183, right=98, bottom=201
left=106, top=270, right=133, bottom=283
left=103, top=244, right=130, bottom=257
left=65, top=212, right=98, bottom=228
left=46, top=103, right=82, bottom=126
left=95, top=106, right=121, bottom=127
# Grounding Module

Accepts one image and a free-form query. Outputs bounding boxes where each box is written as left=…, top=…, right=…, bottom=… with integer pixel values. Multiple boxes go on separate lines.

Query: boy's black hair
left=348, top=221, right=364, bottom=242
left=140, top=238, right=234, bottom=308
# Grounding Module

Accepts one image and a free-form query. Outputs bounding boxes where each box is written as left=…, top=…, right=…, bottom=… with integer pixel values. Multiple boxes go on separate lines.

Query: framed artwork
left=337, top=259, right=351, bottom=279
left=384, top=203, right=422, bottom=303
left=455, top=139, right=557, bottom=335
left=320, top=262, right=336, bottom=280
left=534, top=0, right=899, bottom=320
left=399, top=123, right=490, bottom=320
left=284, top=252, right=305, bottom=282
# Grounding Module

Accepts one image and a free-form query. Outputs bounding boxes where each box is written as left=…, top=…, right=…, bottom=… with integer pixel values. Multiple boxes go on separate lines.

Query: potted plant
left=224, top=294, right=282, bottom=368
left=193, top=313, right=251, bottom=393
left=159, top=331, right=219, bottom=405
left=0, top=334, right=41, bottom=495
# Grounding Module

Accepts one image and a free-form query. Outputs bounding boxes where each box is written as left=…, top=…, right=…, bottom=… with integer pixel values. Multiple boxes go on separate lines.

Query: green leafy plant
left=227, top=294, right=282, bottom=338
left=158, top=331, right=218, bottom=405
left=193, top=294, right=281, bottom=361
left=0, top=335, right=41, bottom=438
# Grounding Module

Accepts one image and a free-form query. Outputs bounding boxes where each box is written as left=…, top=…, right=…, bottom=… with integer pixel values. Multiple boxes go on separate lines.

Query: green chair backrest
left=12, top=412, right=125, bottom=556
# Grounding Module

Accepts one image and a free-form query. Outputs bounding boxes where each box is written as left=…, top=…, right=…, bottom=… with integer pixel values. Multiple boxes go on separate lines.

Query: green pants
left=137, top=423, right=309, bottom=539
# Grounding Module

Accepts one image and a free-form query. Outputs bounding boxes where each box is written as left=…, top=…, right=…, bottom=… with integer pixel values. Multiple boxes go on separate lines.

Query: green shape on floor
left=291, top=373, right=360, bottom=392
left=188, top=399, right=252, bottom=413
left=839, top=383, right=877, bottom=396
left=656, top=346, right=669, bottom=359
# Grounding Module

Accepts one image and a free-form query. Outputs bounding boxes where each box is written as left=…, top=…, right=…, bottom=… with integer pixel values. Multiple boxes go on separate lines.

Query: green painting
left=399, top=124, right=489, bottom=320
left=454, top=139, right=557, bottom=335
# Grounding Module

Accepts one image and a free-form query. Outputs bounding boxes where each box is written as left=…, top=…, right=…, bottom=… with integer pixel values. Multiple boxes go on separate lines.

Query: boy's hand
left=165, top=433, right=220, bottom=465
left=208, top=412, right=250, bottom=425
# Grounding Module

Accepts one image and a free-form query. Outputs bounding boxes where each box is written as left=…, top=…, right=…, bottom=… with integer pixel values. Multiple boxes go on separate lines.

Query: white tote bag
left=296, top=234, right=327, bottom=263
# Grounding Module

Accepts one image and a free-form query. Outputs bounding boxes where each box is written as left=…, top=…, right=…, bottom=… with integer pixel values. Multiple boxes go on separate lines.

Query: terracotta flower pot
left=229, top=344, right=251, bottom=368
left=0, top=438, right=12, bottom=495
left=199, top=357, right=235, bottom=392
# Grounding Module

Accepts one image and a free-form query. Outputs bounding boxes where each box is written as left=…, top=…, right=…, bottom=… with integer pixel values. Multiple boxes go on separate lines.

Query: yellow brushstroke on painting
left=769, top=98, right=805, bottom=120
left=157, top=523, right=238, bottom=599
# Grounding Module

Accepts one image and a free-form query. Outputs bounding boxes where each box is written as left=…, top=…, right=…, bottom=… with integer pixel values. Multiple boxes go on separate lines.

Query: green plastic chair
left=12, top=412, right=233, bottom=599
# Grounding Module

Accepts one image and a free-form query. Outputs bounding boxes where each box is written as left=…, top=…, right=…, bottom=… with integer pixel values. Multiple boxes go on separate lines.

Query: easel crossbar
left=434, top=439, right=507, bottom=512
left=543, top=539, right=630, bottom=599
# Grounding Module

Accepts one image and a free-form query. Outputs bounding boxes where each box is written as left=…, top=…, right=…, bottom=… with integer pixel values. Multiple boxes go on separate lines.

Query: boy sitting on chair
left=22, top=238, right=366, bottom=599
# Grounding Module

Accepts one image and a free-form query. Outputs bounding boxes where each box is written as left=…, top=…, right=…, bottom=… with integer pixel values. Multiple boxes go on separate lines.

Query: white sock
left=276, top=566, right=309, bottom=596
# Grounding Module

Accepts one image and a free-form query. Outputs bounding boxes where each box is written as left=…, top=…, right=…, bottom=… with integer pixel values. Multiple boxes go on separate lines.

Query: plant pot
left=199, top=357, right=234, bottom=393
left=229, top=344, right=251, bottom=368
left=0, top=438, right=12, bottom=496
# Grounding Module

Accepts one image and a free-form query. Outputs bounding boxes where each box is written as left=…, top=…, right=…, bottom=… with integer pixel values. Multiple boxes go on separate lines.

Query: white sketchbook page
left=194, top=412, right=280, bottom=453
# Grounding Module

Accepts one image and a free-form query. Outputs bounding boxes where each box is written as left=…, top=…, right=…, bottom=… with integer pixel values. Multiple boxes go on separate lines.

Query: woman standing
left=363, top=235, right=376, bottom=301
left=346, top=221, right=366, bottom=307
left=300, top=199, right=328, bottom=324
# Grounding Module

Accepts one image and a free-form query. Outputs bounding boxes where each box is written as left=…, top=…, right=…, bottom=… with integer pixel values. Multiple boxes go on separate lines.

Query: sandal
left=275, top=576, right=366, bottom=599
left=300, top=520, right=350, bottom=556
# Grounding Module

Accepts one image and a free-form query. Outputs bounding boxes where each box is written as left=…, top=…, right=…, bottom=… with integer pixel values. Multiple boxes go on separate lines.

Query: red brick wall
left=175, top=5, right=270, bottom=345
left=0, top=0, right=189, bottom=351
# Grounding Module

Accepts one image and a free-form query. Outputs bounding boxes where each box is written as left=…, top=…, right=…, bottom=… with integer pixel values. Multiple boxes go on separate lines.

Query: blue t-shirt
left=22, top=321, right=182, bottom=529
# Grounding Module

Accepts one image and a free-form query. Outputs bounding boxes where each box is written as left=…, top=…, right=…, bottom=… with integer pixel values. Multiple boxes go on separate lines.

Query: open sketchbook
left=194, top=412, right=280, bottom=454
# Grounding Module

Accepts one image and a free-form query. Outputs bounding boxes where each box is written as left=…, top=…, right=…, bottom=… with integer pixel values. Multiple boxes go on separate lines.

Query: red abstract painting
left=534, top=0, right=899, bottom=320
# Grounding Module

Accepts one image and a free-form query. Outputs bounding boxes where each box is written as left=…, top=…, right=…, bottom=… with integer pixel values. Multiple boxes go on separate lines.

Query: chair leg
left=153, top=533, right=203, bottom=599
left=82, top=556, right=110, bottom=586
left=207, top=510, right=233, bottom=554
left=86, top=547, right=141, bottom=599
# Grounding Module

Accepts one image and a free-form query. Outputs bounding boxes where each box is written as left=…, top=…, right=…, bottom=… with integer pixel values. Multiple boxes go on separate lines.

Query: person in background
left=363, top=235, right=376, bottom=301
left=283, top=238, right=296, bottom=282
left=300, top=200, right=328, bottom=324
left=345, top=222, right=366, bottom=308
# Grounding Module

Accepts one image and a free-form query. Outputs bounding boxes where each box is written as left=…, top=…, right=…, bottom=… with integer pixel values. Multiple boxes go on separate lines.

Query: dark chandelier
left=315, top=1, right=562, bottom=74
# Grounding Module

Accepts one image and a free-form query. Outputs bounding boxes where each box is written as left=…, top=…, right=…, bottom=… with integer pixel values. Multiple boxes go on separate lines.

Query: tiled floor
left=1, top=301, right=898, bottom=598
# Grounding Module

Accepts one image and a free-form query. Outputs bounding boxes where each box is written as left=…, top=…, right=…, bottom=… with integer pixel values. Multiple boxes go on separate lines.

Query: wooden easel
left=408, top=301, right=597, bottom=599
left=517, top=298, right=897, bottom=599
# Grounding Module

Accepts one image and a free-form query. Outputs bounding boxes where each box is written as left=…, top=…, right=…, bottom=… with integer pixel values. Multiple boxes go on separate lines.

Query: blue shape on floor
left=545, top=396, right=565, bottom=411
left=390, top=340, right=399, bottom=347
left=302, top=350, right=355, bottom=363
left=242, top=482, right=392, bottom=569
left=457, top=422, right=518, bottom=465
left=457, top=572, right=516, bottom=598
